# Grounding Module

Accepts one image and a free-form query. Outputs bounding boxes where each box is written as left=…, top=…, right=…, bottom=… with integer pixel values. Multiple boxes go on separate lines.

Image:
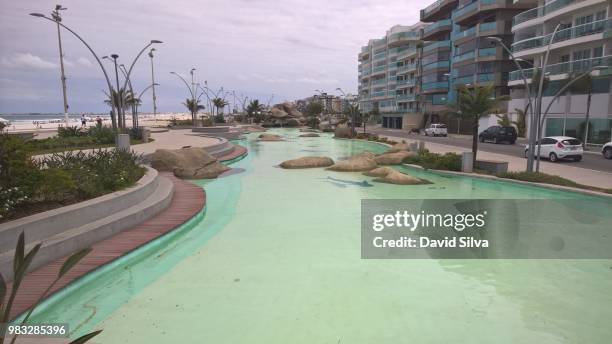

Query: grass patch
left=496, top=171, right=612, bottom=194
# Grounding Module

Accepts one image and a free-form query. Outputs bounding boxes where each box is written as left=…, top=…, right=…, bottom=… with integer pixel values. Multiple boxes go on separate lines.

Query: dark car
left=479, top=126, right=517, bottom=144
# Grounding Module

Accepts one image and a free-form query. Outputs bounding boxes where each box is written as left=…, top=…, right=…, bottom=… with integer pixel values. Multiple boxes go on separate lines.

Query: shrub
left=214, top=114, right=226, bottom=123
left=88, top=125, right=116, bottom=144
left=403, top=149, right=462, bottom=171
left=57, top=125, right=84, bottom=138
left=496, top=171, right=612, bottom=194
left=129, top=127, right=143, bottom=140
left=1, top=134, right=145, bottom=221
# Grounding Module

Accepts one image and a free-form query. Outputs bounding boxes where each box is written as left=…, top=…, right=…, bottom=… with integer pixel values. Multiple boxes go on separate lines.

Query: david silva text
left=372, top=236, right=489, bottom=248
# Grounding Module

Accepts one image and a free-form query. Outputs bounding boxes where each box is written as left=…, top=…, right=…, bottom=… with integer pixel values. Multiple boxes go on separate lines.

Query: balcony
left=423, top=40, right=451, bottom=53
left=452, top=26, right=477, bottom=41
left=372, top=65, right=387, bottom=73
left=512, top=18, right=612, bottom=54
left=512, top=0, right=606, bottom=28
left=423, top=19, right=453, bottom=39
left=398, top=63, right=418, bottom=73
left=397, top=48, right=418, bottom=60
left=423, top=60, right=451, bottom=71
left=478, top=47, right=497, bottom=57
left=388, top=31, right=421, bottom=46
left=396, top=94, right=417, bottom=101
left=509, top=55, right=612, bottom=81
left=372, top=78, right=387, bottom=85
left=422, top=81, right=450, bottom=91
left=452, top=0, right=500, bottom=25
left=397, top=79, right=417, bottom=87
left=453, top=50, right=476, bottom=63
left=421, top=0, right=457, bottom=22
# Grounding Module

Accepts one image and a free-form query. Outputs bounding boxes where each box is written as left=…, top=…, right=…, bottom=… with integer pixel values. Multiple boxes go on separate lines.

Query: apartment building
left=358, top=24, right=425, bottom=129
left=508, top=0, right=612, bottom=144
left=420, top=0, right=532, bottom=132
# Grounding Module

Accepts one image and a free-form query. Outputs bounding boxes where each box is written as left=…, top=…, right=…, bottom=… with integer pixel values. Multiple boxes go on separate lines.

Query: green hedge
left=403, top=149, right=462, bottom=171
left=0, top=134, right=145, bottom=221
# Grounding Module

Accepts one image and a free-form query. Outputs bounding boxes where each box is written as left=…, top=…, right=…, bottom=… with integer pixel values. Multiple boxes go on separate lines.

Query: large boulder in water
left=150, top=147, right=229, bottom=179
left=363, top=166, right=395, bottom=177
left=374, top=151, right=415, bottom=165
left=280, top=156, right=334, bottom=169
left=334, top=123, right=353, bottom=138
left=285, top=118, right=300, bottom=127
left=327, top=152, right=377, bottom=172
left=269, top=108, right=289, bottom=119
left=299, top=133, right=320, bottom=137
left=258, top=133, right=284, bottom=141
left=373, top=170, right=427, bottom=185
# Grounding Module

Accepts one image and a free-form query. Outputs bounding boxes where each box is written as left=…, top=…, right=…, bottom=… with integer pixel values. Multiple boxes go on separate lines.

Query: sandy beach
left=1, top=113, right=195, bottom=134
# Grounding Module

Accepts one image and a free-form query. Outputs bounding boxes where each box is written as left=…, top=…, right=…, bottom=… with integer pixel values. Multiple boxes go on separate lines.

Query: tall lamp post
left=50, top=5, right=70, bottom=126
left=486, top=36, right=536, bottom=171
left=30, top=12, right=118, bottom=129
left=171, top=70, right=197, bottom=126
left=148, top=48, right=158, bottom=121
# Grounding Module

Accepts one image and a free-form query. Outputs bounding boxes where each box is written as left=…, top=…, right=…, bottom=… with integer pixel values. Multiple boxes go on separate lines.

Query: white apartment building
left=508, top=0, right=612, bottom=144
left=358, top=23, right=426, bottom=129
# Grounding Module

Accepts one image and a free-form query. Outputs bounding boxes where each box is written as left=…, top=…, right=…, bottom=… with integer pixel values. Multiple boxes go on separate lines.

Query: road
left=368, top=127, right=612, bottom=173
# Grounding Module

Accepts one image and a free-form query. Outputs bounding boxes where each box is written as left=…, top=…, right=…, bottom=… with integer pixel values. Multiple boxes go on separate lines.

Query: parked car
left=524, top=136, right=583, bottom=162
left=479, top=125, right=517, bottom=144
left=424, top=123, right=447, bottom=137
left=603, top=142, right=612, bottom=159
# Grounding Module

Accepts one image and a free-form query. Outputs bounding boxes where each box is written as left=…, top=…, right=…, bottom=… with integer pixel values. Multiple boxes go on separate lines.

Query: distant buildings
left=355, top=0, right=611, bottom=142
left=358, top=24, right=426, bottom=129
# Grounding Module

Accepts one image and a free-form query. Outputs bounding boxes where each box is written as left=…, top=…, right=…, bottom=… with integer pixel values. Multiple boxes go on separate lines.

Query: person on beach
left=96, top=116, right=103, bottom=127
left=81, top=114, right=87, bottom=127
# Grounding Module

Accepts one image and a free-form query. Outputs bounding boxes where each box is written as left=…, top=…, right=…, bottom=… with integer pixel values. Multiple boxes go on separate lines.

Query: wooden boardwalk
left=7, top=144, right=246, bottom=320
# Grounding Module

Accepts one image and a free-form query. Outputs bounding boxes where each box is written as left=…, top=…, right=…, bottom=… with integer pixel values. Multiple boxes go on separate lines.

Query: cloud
left=77, top=57, right=92, bottom=67
left=1, top=53, right=56, bottom=70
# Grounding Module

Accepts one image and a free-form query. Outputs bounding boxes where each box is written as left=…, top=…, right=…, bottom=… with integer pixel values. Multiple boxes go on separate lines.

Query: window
left=593, top=46, right=603, bottom=58
left=595, top=10, right=606, bottom=21
left=573, top=49, right=590, bottom=61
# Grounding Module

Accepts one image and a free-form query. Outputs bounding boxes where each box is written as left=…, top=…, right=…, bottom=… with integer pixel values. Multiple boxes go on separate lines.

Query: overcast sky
left=0, top=0, right=421, bottom=114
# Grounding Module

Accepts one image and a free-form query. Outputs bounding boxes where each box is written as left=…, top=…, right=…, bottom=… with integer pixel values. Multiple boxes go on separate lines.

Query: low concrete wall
left=192, top=126, right=231, bottom=133
left=0, top=166, right=174, bottom=281
left=475, top=159, right=509, bottom=174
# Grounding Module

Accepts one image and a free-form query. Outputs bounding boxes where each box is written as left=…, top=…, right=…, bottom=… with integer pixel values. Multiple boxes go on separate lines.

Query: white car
left=524, top=136, right=583, bottom=162
left=602, top=142, right=612, bottom=159
left=424, top=123, right=448, bottom=137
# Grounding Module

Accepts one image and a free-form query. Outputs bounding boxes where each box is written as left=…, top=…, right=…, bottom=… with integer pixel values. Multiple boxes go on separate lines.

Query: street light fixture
left=30, top=12, right=119, bottom=128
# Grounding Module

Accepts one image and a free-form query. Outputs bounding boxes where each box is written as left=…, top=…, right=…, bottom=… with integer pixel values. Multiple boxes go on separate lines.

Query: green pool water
left=28, top=129, right=612, bottom=343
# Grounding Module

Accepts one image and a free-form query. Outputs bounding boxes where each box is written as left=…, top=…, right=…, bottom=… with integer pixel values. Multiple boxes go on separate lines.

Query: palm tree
left=212, top=98, right=228, bottom=116
left=183, top=98, right=205, bottom=126
left=495, top=113, right=512, bottom=126
left=456, top=84, right=509, bottom=164
left=512, top=108, right=527, bottom=137
left=568, top=72, right=594, bottom=146
left=104, top=88, right=139, bottom=128
left=246, top=99, right=264, bottom=118
left=305, top=101, right=324, bottom=129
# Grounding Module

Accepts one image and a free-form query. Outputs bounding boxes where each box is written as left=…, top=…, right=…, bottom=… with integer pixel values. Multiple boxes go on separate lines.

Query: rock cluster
left=299, top=133, right=320, bottom=137
left=151, top=147, right=229, bottom=179
left=264, top=103, right=305, bottom=127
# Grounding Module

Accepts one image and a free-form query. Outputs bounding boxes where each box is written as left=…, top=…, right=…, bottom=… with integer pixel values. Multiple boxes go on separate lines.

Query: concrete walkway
left=378, top=133, right=612, bottom=189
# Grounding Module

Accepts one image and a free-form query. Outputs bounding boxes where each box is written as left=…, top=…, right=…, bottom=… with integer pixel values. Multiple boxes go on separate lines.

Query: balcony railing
left=389, top=31, right=421, bottom=43
left=477, top=73, right=495, bottom=82
left=453, top=75, right=474, bottom=84
left=479, top=22, right=497, bottom=32
left=509, top=55, right=612, bottom=81
left=423, top=0, right=446, bottom=17
left=423, top=40, right=451, bottom=53
left=423, top=60, right=451, bottom=71
left=422, top=81, right=450, bottom=90
left=454, top=50, right=476, bottom=63
left=513, top=0, right=588, bottom=27
left=452, top=26, right=477, bottom=40
left=372, top=78, right=387, bottom=85
left=398, top=63, right=418, bottom=72
left=512, top=18, right=612, bottom=53
left=397, top=79, right=417, bottom=86
left=452, top=1, right=478, bottom=20
left=478, top=47, right=496, bottom=57
left=373, top=65, right=386, bottom=73
left=424, top=19, right=452, bottom=35
left=396, top=94, right=417, bottom=101
left=397, top=48, right=418, bottom=59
